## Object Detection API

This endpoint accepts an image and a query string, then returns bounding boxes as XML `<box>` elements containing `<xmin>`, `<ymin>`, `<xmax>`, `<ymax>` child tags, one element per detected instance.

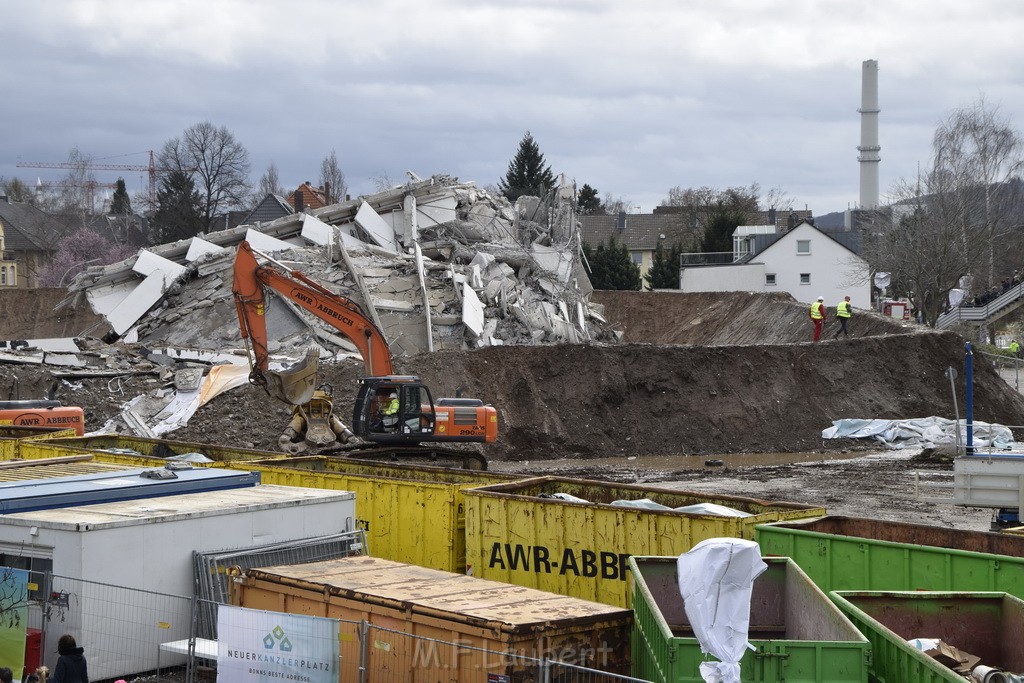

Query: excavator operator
<box><xmin>372</xmin><ymin>391</ymin><xmax>400</xmax><ymax>432</ymax></box>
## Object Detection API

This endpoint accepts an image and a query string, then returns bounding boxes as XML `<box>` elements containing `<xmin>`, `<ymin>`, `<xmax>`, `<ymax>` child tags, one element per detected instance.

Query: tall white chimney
<box><xmin>858</xmin><ymin>59</ymin><xmax>881</xmax><ymax>209</ymax></box>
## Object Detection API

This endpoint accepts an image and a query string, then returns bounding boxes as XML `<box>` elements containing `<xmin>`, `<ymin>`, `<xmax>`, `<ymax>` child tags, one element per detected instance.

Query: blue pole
<box><xmin>965</xmin><ymin>341</ymin><xmax>974</xmax><ymax>454</ymax></box>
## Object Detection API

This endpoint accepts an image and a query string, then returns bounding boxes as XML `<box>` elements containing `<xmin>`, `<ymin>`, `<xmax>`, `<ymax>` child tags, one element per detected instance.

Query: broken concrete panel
<box><xmin>470</xmin><ymin>264</ymin><xmax>483</xmax><ymax>289</ymax></box>
<box><xmin>416</xmin><ymin>194</ymin><xmax>457</xmax><ymax>228</ymax></box>
<box><xmin>107</xmin><ymin>273</ymin><xmax>172</xmax><ymax>335</ymax></box>
<box><xmin>462</xmin><ymin>282</ymin><xmax>485</xmax><ymax>338</ymax></box>
<box><xmin>469</xmin><ymin>252</ymin><xmax>496</xmax><ymax>271</ymax></box>
<box><xmin>375</xmin><ymin>276</ymin><xmax>417</xmax><ymax>294</ymax></box>
<box><xmin>244</xmin><ymin>228</ymin><xmax>296</xmax><ymax>254</ymax></box>
<box><xmin>403</xmin><ymin>194</ymin><xmax>417</xmax><ymax>244</ymax></box>
<box><xmin>0</xmin><ymin>337</ymin><xmax>80</xmax><ymax>353</ymax></box>
<box><xmin>185</xmin><ymin>237</ymin><xmax>227</xmax><ymax>262</ymax></box>
<box><xmin>369</xmin><ymin>297</ymin><xmax>416</xmax><ymax>312</ymax></box>
<box><xmin>537</xmin><ymin>277</ymin><xmax>558</xmax><ymax>298</ymax></box>
<box><xmin>300</xmin><ymin>213</ymin><xmax>335</xmax><ymax>246</ymax></box>
<box><xmin>355</xmin><ymin>202</ymin><xmax>399</xmax><ymax>253</ymax></box>
<box><xmin>133</xmin><ymin>249</ymin><xmax>187</xmax><ymax>282</ymax></box>
<box><xmin>361</xmin><ymin>267</ymin><xmax>394</xmax><ymax>278</ymax></box>
<box><xmin>486</xmin><ymin>261</ymin><xmax>516</xmax><ymax>281</ymax></box>
<box><xmin>86</xmin><ymin>280</ymin><xmax>137</xmax><ymax>317</ymax></box>
<box><xmin>530</xmin><ymin>244</ymin><xmax>574</xmax><ymax>283</ymax></box>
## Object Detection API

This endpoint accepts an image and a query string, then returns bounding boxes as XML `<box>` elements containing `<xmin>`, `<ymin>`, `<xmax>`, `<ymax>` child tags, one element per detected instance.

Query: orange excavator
<box><xmin>232</xmin><ymin>241</ymin><xmax>498</xmax><ymax>459</ymax></box>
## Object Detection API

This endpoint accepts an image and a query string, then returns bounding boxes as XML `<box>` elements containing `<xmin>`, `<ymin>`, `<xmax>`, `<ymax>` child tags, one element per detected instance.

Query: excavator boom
<box><xmin>232</xmin><ymin>240</ymin><xmax>497</xmax><ymax>454</ymax></box>
<box><xmin>233</xmin><ymin>240</ymin><xmax>394</xmax><ymax>399</ymax></box>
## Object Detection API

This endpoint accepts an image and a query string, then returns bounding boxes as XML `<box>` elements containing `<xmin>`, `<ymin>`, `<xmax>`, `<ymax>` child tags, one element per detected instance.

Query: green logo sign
<box><xmin>263</xmin><ymin>624</ymin><xmax>293</xmax><ymax>652</ymax></box>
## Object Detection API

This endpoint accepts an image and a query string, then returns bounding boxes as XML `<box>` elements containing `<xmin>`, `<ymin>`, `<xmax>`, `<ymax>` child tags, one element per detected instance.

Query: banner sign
<box><xmin>0</xmin><ymin>567</ymin><xmax>28</xmax><ymax>675</ymax></box>
<box><xmin>218</xmin><ymin>605</ymin><xmax>339</xmax><ymax>683</ymax></box>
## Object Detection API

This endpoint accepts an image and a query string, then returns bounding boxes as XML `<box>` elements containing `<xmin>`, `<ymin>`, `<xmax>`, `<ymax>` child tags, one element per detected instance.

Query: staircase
<box><xmin>936</xmin><ymin>281</ymin><xmax>1024</xmax><ymax>329</ymax></box>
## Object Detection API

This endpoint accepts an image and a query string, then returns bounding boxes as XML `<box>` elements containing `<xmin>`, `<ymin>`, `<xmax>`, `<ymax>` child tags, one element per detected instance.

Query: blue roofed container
<box><xmin>831</xmin><ymin>591</ymin><xmax>1024</xmax><ymax>683</ymax></box>
<box><xmin>629</xmin><ymin>555</ymin><xmax>870</xmax><ymax>682</ymax></box>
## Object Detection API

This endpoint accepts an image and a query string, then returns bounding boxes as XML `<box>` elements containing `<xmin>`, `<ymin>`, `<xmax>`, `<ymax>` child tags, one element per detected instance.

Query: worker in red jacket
<box><xmin>809</xmin><ymin>296</ymin><xmax>826</xmax><ymax>342</ymax></box>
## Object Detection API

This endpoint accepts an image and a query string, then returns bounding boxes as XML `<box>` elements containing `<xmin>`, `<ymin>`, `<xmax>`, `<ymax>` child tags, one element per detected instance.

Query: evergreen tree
<box><xmin>110</xmin><ymin>178</ymin><xmax>132</xmax><ymax>215</ymax></box>
<box><xmin>497</xmin><ymin>131</ymin><xmax>555</xmax><ymax>202</ymax></box>
<box><xmin>583</xmin><ymin>236</ymin><xmax>641</xmax><ymax>290</ymax></box>
<box><xmin>645</xmin><ymin>241</ymin><xmax>682</xmax><ymax>290</ymax></box>
<box><xmin>700</xmin><ymin>203</ymin><xmax>747</xmax><ymax>253</ymax></box>
<box><xmin>151</xmin><ymin>171</ymin><xmax>203</xmax><ymax>243</ymax></box>
<box><xmin>577</xmin><ymin>184</ymin><xmax>603</xmax><ymax>215</ymax></box>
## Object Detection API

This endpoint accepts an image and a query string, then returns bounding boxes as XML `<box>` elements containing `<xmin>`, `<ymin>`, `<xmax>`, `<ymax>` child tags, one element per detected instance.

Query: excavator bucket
<box><xmin>266</xmin><ymin>347</ymin><xmax>320</xmax><ymax>405</ymax></box>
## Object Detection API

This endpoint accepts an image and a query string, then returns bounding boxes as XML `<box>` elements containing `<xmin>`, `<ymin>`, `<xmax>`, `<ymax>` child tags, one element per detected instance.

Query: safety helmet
<box><xmin>816</xmin><ymin>296</ymin><xmax>824</xmax><ymax>301</ymax></box>
<box><xmin>389</xmin><ymin>392</ymin><xmax>398</xmax><ymax>399</ymax></box>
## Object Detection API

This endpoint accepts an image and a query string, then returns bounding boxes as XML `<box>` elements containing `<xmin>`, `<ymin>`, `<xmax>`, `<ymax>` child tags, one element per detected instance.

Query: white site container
<box><xmin>0</xmin><ymin>484</ymin><xmax>356</xmax><ymax>680</ymax></box>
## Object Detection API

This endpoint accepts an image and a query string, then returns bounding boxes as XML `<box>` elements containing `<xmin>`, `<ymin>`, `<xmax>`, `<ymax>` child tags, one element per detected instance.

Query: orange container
<box><xmin>0</xmin><ymin>405</ymin><xmax>85</xmax><ymax>436</ymax></box>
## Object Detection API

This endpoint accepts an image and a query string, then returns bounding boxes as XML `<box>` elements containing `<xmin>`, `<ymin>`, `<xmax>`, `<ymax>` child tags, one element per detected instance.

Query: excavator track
<box><xmin>317</xmin><ymin>443</ymin><xmax>488</xmax><ymax>470</ymax></box>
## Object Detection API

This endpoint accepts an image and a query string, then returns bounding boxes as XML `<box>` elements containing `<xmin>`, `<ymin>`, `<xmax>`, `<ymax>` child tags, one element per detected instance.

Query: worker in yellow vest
<box><xmin>809</xmin><ymin>296</ymin><xmax>826</xmax><ymax>342</ymax></box>
<box><xmin>834</xmin><ymin>295</ymin><xmax>852</xmax><ymax>338</ymax></box>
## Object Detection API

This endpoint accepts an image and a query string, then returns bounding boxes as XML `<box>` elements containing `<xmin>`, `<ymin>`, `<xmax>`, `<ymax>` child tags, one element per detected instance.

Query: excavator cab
<box><xmin>353</xmin><ymin>376</ymin><xmax>498</xmax><ymax>445</ymax></box>
<box><xmin>353</xmin><ymin>377</ymin><xmax>437</xmax><ymax>444</ymax></box>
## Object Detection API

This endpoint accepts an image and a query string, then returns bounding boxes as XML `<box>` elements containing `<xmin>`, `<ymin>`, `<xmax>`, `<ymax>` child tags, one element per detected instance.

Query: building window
<box><xmin>1</xmin><ymin>267</ymin><xmax>6</xmax><ymax>286</ymax></box>
<box><xmin>0</xmin><ymin>552</ymin><xmax>53</xmax><ymax>601</ymax></box>
<box><xmin>631</xmin><ymin>252</ymin><xmax>642</xmax><ymax>265</ymax></box>
<box><xmin>797</xmin><ymin>240</ymin><xmax>811</xmax><ymax>254</ymax></box>
<box><xmin>800</xmin><ymin>273</ymin><xmax>811</xmax><ymax>285</ymax></box>
<box><xmin>765</xmin><ymin>274</ymin><xmax>776</xmax><ymax>286</ymax></box>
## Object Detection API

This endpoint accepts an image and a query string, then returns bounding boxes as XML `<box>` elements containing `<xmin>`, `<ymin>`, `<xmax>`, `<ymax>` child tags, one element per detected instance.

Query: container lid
<box><xmin>247</xmin><ymin>556</ymin><xmax>631</xmax><ymax>632</ymax></box>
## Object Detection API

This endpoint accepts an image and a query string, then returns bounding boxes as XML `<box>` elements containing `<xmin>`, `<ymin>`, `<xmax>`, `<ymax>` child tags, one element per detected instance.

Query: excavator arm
<box><xmin>232</xmin><ymin>240</ymin><xmax>395</xmax><ymax>402</ymax></box>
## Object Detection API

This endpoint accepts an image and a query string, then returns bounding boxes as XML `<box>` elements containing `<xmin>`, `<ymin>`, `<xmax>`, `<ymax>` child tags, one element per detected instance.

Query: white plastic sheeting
<box><xmin>677</xmin><ymin>538</ymin><xmax>767</xmax><ymax>683</ymax></box>
<box><xmin>822</xmin><ymin>417</ymin><xmax>1017</xmax><ymax>449</ymax></box>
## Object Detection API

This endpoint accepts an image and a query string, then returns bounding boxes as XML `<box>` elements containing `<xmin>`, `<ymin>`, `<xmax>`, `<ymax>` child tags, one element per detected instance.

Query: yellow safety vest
<box><xmin>836</xmin><ymin>301</ymin><xmax>851</xmax><ymax>318</ymax></box>
<box><xmin>810</xmin><ymin>302</ymin><xmax>824</xmax><ymax>320</ymax></box>
<box><xmin>383</xmin><ymin>398</ymin><xmax>399</xmax><ymax>415</ymax></box>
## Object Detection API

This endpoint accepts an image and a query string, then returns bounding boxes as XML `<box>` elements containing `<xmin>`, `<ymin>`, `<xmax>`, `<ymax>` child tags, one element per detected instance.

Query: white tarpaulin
<box><xmin>822</xmin><ymin>417</ymin><xmax>1017</xmax><ymax>450</ymax></box>
<box><xmin>217</xmin><ymin>605</ymin><xmax>340</xmax><ymax>683</ymax></box>
<box><xmin>677</xmin><ymin>538</ymin><xmax>767</xmax><ymax>683</ymax></box>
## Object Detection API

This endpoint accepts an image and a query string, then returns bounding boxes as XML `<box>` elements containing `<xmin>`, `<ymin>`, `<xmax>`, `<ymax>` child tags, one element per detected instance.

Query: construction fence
<box><xmin>26</xmin><ymin>569</ymin><xmax>649</xmax><ymax>683</ymax></box>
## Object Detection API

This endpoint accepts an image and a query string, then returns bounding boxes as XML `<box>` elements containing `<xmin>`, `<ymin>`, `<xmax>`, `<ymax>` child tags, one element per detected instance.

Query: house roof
<box><xmin>580</xmin><ymin>213</ymin><xmax>694</xmax><ymax>251</ymax></box>
<box><xmin>749</xmin><ymin>221</ymin><xmax>863</xmax><ymax>261</ymax></box>
<box><xmin>244</xmin><ymin>193</ymin><xmax>295</xmax><ymax>225</ymax></box>
<box><xmin>288</xmin><ymin>182</ymin><xmax>328</xmax><ymax>211</ymax></box>
<box><xmin>0</xmin><ymin>199</ymin><xmax>65</xmax><ymax>251</ymax></box>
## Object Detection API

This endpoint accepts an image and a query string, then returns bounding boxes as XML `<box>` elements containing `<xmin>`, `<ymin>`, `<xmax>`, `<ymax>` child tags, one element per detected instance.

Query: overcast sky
<box><xmin>4</xmin><ymin>1</ymin><xmax>1024</xmax><ymax>218</ymax></box>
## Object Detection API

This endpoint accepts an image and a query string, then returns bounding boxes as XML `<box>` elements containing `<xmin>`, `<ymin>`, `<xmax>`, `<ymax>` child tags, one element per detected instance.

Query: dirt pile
<box><xmin>0</xmin><ymin>288</ymin><xmax>107</xmax><ymax>340</ymax></box>
<box><xmin>3</xmin><ymin>292</ymin><xmax>1023</xmax><ymax>462</ymax></box>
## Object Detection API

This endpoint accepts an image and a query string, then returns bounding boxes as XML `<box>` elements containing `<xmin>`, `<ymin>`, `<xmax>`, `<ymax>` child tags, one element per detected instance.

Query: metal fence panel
<box><xmin>43</xmin><ymin>573</ymin><xmax>193</xmax><ymax>682</ymax></box>
<box><xmin>192</xmin><ymin>530</ymin><xmax>366</xmax><ymax>639</ymax></box>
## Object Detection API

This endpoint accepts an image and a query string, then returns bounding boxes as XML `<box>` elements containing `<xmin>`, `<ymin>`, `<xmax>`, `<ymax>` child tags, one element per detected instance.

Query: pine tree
<box><xmin>110</xmin><ymin>178</ymin><xmax>132</xmax><ymax>215</ymax></box>
<box><xmin>645</xmin><ymin>241</ymin><xmax>682</xmax><ymax>290</ymax></box>
<box><xmin>497</xmin><ymin>131</ymin><xmax>555</xmax><ymax>202</ymax></box>
<box><xmin>151</xmin><ymin>171</ymin><xmax>203</xmax><ymax>243</ymax></box>
<box><xmin>583</xmin><ymin>236</ymin><xmax>641</xmax><ymax>290</ymax></box>
<box><xmin>577</xmin><ymin>184</ymin><xmax>603</xmax><ymax>215</ymax></box>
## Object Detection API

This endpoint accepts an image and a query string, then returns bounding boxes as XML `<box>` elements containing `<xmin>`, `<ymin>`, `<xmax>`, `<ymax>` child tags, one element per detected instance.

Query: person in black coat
<box><xmin>54</xmin><ymin>634</ymin><xmax>88</xmax><ymax>683</ymax></box>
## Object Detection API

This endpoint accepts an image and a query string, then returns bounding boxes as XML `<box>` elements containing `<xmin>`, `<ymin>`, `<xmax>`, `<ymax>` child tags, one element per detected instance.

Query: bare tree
<box><xmin>158</xmin><ymin>121</ymin><xmax>252</xmax><ymax>232</ymax></box>
<box><xmin>932</xmin><ymin>97</ymin><xmax>1024</xmax><ymax>290</ymax></box>
<box><xmin>257</xmin><ymin>163</ymin><xmax>286</xmax><ymax>199</ymax></box>
<box><xmin>319</xmin><ymin>150</ymin><xmax>347</xmax><ymax>204</ymax></box>
<box><xmin>1</xmin><ymin>177</ymin><xmax>33</xmax><ymax>203</ymax></box>
<box><xmin>862</xmin><ymin>174</ymin><xmax>977</xmax><ymax>327</ymax></box>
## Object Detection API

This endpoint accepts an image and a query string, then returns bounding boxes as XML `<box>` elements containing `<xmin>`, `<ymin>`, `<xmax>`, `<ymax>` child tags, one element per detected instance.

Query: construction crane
<box><xmin>17</xmin><ymin>150</ymin><xmax>176</xmax><ymax>207</ymax></box>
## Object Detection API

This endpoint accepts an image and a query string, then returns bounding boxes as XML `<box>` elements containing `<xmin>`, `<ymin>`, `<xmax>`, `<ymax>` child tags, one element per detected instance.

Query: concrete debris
<box><xmin>6</xmin><ymin>174</ymin><xmax>620</xmax><ymax>441</ymax></box>
<box><xmin>64</xmin><ymin>174</ymin><xmax>617</xmax><ymax>365</ymax></box>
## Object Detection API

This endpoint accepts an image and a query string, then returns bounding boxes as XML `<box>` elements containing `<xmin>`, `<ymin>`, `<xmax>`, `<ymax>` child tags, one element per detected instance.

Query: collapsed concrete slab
<box><xmin>66</xmin><ymin>174</ymin><xmax>616</xmax><ymax>370</ymax></box>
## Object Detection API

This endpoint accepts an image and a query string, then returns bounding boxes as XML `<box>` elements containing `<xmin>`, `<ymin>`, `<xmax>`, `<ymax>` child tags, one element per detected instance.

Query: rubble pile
<box><xmin>0</xmin><ymin>174</ymin><xmax>617</xmax><ymax>441</ymax></box>
<box><xmin>67</xmin><ymin>173</ymin><xmax>615</xmax><ymax>361</ymax></box>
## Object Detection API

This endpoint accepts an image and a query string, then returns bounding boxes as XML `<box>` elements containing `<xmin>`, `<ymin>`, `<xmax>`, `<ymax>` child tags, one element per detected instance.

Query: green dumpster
<box><xmin>629</xmin><ymin>555</ymin><xmax>870</xmax><ymax>682</ymax></box>
<box><xmin>832</xmin><ymin>591</ymin><xmax>1024</xmax><ymax>683</ymax></box>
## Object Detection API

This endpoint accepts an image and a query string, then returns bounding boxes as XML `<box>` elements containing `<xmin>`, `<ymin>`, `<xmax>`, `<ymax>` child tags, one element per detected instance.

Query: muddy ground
<box><xmin>2</xmin><ymin>291</ymin><xmax>1023</xmax><ymax>531</ymax></box>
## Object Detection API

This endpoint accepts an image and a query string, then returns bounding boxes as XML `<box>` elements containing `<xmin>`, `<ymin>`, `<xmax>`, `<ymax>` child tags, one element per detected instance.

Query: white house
<box><xmin>680</xmin><ymin>221</ymin><xmax>870</xmax><ymax>308</ymax></box>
